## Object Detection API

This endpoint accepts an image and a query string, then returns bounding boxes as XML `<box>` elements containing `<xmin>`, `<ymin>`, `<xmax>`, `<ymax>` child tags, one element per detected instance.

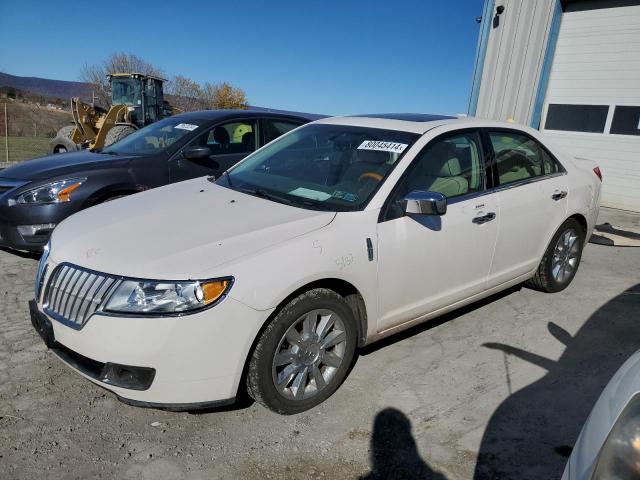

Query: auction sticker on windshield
<box><xmin>358</xmin><ymin>140</ymin><xmax>408</xmax><ymax>154</ymax></box>
<box><xmin>174</xmin><ymin>123</ymin><xmax>199</xmax><ymax>131</ymax></box>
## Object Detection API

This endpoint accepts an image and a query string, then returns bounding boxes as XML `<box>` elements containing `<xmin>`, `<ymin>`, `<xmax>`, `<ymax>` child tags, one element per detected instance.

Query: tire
<box><xmin>104</xmin><ymin>125</ymin><xmax>136</xmax><ymax>147</ymax></box>
<box><xmin>247</xmin><ymin>288</ymin><xmax>358</xmax><ymax>414</ymax></box>
<box><xmin>48</xmin><ymin>126</ymin><xmax>78</xmax><ymax>154</ymax></box>
<box><xmin>526</xmin><ymin>218</ymin><xmax>586</xmax><ymax>293</ymax></box>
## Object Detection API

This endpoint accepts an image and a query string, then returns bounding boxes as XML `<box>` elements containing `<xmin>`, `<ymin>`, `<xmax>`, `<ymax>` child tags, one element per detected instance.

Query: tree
<box><xmin>80</xmin><ymin>53</ymin><xmax>164</xmax><ymax>108</ymax></box>
<box><xmin>165</xmin><ymin>75</ymin><xmax>205</xmax><ymax>111</ymax></box>
<box><xmin>200</xmin><ymin>82</ymin><xmax>248</xmax><ymax>110</ymax></box>
<box><xmin>80</xmin><ymin>53</ymin><xmax>249</xmax><ymax>112</ymax></box>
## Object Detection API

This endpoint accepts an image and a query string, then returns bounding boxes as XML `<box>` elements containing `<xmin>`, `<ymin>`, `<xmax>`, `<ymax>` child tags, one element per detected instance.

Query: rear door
<box><xmin>485</xmin><ymin>129</ymin><xmax>569</xmax><ymax>287</ymax></box>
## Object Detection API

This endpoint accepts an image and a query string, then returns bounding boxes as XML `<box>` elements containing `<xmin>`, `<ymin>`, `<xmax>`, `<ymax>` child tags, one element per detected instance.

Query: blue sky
<box><xmin>0</xmin><ymin>0</ymin><xmax>483</xmax><ymax>115</ymax></box>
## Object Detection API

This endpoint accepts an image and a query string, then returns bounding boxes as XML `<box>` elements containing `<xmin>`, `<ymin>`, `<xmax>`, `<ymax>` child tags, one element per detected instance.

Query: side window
<box><xmin>489</xmin><ymin>132</ymin><xmax>545</xmax><ymax>186</ymax></box>
<box><xmin>203</xmin><ymin>121</ymin><xmax>256</xmax><ymax>154</ymax></box>
<box><xmin>405</xmin><ymin>132</ymin><xmax>483</xmax><ymax>198</ymax></box>
<box><xmin>263</xmin><ymin>119</ymin><xmax>302</xmax><ymax>145</ymax></box>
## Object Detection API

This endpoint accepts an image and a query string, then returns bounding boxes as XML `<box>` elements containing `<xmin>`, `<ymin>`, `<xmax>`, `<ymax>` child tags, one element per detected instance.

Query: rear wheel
<box><xmin>48</xmin><ymin>125</ymin><xmax>78</xmax><ymax>154</ymax></box>
<box><xmin>104</xmin><ymin>125</ymin><xmax>136</xmax><ymax>147</ymax></box>
<box><xmin>247</xmin><ymin>288</ymin><xmax>358</xmax><ymax>414</ymax></box>
<box><xmin>526</xmin><ymin>218</ymin><xmax>585</xmax><ymax>293</ymax></box>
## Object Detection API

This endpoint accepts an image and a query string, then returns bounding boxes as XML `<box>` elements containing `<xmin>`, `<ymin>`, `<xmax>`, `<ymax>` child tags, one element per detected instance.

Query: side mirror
<box><xmin>183</xmin><ymin>146</ymin><xmax>212</xmax><ymax>160</ymax></box>
<box><xmin>403</xmin><ymin>190</ymin><xmax>447</xmax><ymax>215</ymax></box>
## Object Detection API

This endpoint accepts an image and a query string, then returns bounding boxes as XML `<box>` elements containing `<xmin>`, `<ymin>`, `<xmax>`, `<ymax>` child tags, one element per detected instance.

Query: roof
<box><xmin>171</xmin><ymin>108</ymin><xmax>321</xmax><ymax>122</ymax></box>
<box><xmin>107</xmin><ymin>72</ymin><xmax>168</xmax><ymax>82</ymax></box>
<box><xmin>315</xmin><ymin>113</ymin><xmax>461</xmax><ymax>134</ymax></box>
<box><xmin>349</xmin><ymin>113</ymin><xmax>456</xmax><ymax>122</ymax></box>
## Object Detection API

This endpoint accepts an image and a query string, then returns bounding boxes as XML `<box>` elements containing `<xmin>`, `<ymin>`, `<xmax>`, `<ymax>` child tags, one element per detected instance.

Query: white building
<box><xmin>470</xmin><ymin>0</ymin><xmax>640</xmax><ymax>212</ymax></box>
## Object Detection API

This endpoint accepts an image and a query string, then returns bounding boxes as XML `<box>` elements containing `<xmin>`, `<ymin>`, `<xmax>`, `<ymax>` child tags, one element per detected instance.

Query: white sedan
<box><xmin>30</xmin><ymin>114</ymin><xmax>602</xmax><ymax>414</ymax></box>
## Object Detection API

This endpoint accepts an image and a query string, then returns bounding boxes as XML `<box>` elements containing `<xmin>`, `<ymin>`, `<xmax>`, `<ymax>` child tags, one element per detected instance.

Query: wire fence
<box><xmin>0</xmin><ymin>101</ymin><xmax>71</xmax><ymax>165</ymax></box>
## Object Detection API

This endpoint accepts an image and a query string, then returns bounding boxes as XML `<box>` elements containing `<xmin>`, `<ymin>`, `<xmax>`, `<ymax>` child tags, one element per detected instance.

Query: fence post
<box><xmin>4</xmin><ymin>103</ymin><xmax>8</xmax><ymax>163</ymax></box>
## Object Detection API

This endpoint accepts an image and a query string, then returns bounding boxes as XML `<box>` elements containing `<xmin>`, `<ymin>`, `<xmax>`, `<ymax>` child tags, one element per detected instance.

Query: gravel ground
<box><xmin>1</xmin><ymin>208</ymin><xmax>639</xmax><ymax>479</ymax></box>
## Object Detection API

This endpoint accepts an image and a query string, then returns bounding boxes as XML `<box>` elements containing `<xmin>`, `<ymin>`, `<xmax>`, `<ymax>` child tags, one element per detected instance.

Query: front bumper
<box><xmin>0</xmin><ymin>201</ymin><xmax>78</xmax><ymax>252</ymax></box>
<box><xmin>30</xmin><ymin>295</ymin><xmax>273</xmax><ymax>408</ymax></box>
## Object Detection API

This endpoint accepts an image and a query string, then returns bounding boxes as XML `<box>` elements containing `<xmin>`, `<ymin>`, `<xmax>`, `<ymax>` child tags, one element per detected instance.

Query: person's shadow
<box><xmin>360</xmin><ymin>408</ymin><xmax>448</xmax><ymax>480</ymax></box>
<box><xmin>474</xmin><ymin>283</ymin><xmax>640</xmax><ymax>479</ymax></box>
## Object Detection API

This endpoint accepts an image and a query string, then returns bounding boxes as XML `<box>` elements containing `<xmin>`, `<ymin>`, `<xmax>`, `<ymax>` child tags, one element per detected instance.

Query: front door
<box><xmin>169</xmin><ymin>120</ymin><xmax>257</xmax><ymax>183</ymax></box>
<box><xmin>376</xmin><ymin>130</ymin><xmax>499</xmax><ymax>332</ymax></box>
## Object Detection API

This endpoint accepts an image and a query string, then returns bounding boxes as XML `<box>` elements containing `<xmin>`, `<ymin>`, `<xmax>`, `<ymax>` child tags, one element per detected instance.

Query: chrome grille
<box><xmin>43</xmin><ymin>264</ymin><xmax>120</xmax><ymax>329</ymax></box>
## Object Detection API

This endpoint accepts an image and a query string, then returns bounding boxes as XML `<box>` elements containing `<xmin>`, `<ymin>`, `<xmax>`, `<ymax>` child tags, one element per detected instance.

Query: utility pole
<box><xmin>4</xmin><ymin>103</ymin><xmax>8</xmax><ymax>162</ymax></box>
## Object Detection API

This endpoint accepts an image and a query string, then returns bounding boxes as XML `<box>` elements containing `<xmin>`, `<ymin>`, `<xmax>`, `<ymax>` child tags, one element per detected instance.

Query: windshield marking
<box><xmin>288</xmin><ymin>187</ymin><xmax>332</xmax><ymax>201</ymax></box>
<box><xmin>357</xmin><ymin>140</ymin><xmax>408</xmax><ymax>153</ymax></box>
<box><xmin>174</xmin><ymin>123</ymin><xmax>199</xmax><ymax>131</ymax></box>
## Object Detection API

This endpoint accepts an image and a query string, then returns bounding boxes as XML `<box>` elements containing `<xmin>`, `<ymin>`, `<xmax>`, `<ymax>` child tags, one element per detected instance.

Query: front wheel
<box><xmin>526</xmin><ymin>218</ymin><xmax>585</xmax><ymax>293</ymax></box>
<box><xmin>246</xmin><ymin>288</ymin><xmax>358</xmax><ymax>414</ymax></box>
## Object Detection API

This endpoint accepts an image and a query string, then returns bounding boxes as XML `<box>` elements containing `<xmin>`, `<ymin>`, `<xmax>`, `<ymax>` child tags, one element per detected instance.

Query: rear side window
<box><xmin>489</xmin><ymin>132</ymin><xmax>548</xmax><ymax>186</ymax></box>
<box><xmin>263</xmin><ymin>119</ymin><xmax>302</xmax><ymax>144</ymax></box>
<box><xmin>544</xmin><ymin>104</ymin><xmax>609</xmax><ymax>133</ymax></box>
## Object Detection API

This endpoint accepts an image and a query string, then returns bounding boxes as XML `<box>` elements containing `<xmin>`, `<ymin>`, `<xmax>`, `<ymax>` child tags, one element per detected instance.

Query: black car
<box><xmin>0</xmin><ymin>110</ymin><xmax>320</xmax><ymax>252</ymax></box>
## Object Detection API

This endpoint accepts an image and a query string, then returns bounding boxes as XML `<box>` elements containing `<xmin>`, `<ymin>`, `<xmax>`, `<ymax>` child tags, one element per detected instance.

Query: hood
<box><xmin>50</xmin><ymin>177</ymin><xmax>336</xmax><ymax>279</ymax></box>
<box><xmin>0</xmin><ymin>150</ymin><xmax>135</xmax><ymax>180</ymax></box>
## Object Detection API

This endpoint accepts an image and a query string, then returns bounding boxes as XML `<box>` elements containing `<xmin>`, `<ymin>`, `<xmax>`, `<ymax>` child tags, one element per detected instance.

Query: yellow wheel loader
<box><xmin>49</xmin><ymin>73</ymin><xmax>174</xmax><ymax>154</ymax></box>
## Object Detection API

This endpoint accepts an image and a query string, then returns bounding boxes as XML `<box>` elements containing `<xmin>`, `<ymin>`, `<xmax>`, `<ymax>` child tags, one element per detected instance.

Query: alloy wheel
<box><xmin>271</xmin><ymin>309</ymin><xmax>347</xmax><ymax>401</ymax></box>
<box><xmin>552</xmin><ymin>228</ymin><xmax>580</xmax><ymax>283</ymax></box>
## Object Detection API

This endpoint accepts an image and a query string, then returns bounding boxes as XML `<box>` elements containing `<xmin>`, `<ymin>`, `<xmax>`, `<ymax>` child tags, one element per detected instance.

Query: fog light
<box><xmin>100</xmin><ymin>363</ymin><xmax>155</xmax><ymax>391</ymax></box>
<box><xmin>17</xmin><ymin>223</ymin><xmax>57</xmax><ymax>237</ymax></box>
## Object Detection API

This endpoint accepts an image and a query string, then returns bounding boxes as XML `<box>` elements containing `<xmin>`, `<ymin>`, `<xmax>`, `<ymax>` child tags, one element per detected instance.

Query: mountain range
<box><xmin>0</xmin><ymin>72</ymin><xmax>92</xmax><ymax>101</ymax></box>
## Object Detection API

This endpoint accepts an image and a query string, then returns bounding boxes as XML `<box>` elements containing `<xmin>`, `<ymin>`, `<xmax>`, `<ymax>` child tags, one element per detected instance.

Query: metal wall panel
<box><xmin>472</xmin><ymin>0</ymin><xmax>558</xmax><ymax>124</ymax></box>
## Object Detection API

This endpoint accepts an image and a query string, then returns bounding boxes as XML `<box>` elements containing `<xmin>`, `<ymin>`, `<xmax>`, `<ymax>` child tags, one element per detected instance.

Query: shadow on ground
<box><xmin>473</xmin><ymin>283</ymin><xmax>640</xmax><ymax>479</ymax></box>
<box><xmin>360</xmin><ymin>408</ymin><xmax>447</xmax><ymax>480</ymax></box>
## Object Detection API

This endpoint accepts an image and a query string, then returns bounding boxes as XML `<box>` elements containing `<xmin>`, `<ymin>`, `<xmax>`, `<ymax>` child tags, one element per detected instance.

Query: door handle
<box><xmin>472</xmin><ymin>212</ymin><xmax>496</xmax><ymax>224</ymax></box>
<box><xmin>552</xmin><ymin>190</ymin><xmax>568</xmax><ymax>201</ymax></box>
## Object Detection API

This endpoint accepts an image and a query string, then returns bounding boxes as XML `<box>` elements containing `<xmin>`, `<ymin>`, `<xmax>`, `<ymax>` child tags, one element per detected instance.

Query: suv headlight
<box><xmin>16</xmin><ymin>177</ymin><xmax>86</xmax><ymax>204</ymax></box>
<box><xmin>104</xmin><ymin>278</ymin><xmax>233</xmax><ymax>315</ymax></box>
<box><xmin>592</xmin><ymin>393</ymin><xmax>640</xmax><ymax>479</ymax></box>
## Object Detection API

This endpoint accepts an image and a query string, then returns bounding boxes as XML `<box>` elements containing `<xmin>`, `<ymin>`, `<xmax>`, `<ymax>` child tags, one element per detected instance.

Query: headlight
<box><xmin>17</xmin><ymin>177</ymin><xmax>86</xmax><ymax>204</ymax></box>
<box><xmin>103</xmin><ymin>278</ymin><xmax>232</xmax><ymax>315</ymax></box>
<box><xmin>592</xmin><ymin>393</ymin><xmax>640</xmax><ymax>479</ymax></box>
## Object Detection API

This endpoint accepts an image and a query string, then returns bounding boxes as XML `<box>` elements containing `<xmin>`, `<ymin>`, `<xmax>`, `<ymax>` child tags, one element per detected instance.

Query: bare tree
<box><xmin>80</xmin><ymin>53</ymin><xmax>164</xmax><ymax>108</ymax></box>
<box><xmin>80</xmin><ymin>53</ymin><xmax>249</xmax><ymax>113</ymax></box>
<box><xmin>200</xmin><ymin>82</ymin><xmax>248</xmax><ymax>110</ymax></box>
<box><xmin>165</xmin><ymin>75</ymin><xmax>205</xmax><ymax>111</ymax></box>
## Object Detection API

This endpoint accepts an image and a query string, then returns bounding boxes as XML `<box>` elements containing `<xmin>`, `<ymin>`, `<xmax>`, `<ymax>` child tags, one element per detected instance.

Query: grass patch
<box><xmin>0</xmin><ymin>136</ymin><xmax>50</xmax><ymax>163</ymax></box>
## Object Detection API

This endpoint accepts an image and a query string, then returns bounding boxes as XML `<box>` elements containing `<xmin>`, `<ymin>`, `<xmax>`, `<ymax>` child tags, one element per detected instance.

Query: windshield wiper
<box><xmin>245</xmin><ymin>188</ymin><xmax>333</xmax><ymax>211</ymax></box>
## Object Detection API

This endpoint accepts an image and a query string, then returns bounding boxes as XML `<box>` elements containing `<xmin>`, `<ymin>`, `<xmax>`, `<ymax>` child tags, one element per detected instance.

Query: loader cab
<box><xmin>108</xmin><ymin>73</ymin><xmax>166</xmax><ymax>128</ymax></box>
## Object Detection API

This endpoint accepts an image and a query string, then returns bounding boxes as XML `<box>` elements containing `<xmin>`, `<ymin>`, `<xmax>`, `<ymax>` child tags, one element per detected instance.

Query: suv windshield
<box><xmin>101</xmin><ymin>117</ymin><xmax>206</xmax><ymax>155</ymax></box>
<box><xmin>218</xmin><ymin>124</ymin><xmax>419</xmax><ymax>211</ymax></box>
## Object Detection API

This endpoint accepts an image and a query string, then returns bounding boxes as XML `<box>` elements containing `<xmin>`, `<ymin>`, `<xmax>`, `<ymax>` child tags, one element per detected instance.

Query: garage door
<box><xmin>540</xmin><ymin>2</ymin><xmax>640</xmax><ymax>212</ymax></box>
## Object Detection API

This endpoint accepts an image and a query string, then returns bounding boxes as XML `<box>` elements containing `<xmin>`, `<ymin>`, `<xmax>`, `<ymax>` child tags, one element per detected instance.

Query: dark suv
<box><xmin>0</xmin><ymin>110</ymin><xmax>319</xmax><ymax>252</ymax></box>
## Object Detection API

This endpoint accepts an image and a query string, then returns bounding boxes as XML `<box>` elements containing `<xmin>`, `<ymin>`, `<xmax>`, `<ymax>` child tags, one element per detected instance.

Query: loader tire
<box><xmin>104</xmin><ymin>125</ymin><xmax>136</xmax><ymax>147</ymax></box>
<box><xmin>48</xmin><ymin>125</ymin><xmax>79</xmax><ymax>154</ymax></box>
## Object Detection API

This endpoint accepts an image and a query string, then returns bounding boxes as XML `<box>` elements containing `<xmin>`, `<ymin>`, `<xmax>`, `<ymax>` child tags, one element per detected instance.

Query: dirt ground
<box><xmin>1</xmin><ymin>208</ymin><xmax>639</xmax><ymax>479</ymax></box>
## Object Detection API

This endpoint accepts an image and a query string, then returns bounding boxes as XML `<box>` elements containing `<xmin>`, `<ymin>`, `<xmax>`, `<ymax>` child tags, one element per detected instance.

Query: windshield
<box><xmin>101</xmin><ymin>117</ymin><xmax>206</xmax><ymax>155</ymax></box>
<box><xmin>111</xmin><ymin>78</ymin><xmax>140</xmax><ymax>106</ymax></box>
<box><xmin>217</xmin><ymin>124</ymin><xmax>419</xmax><ymax>211</ymax></box>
